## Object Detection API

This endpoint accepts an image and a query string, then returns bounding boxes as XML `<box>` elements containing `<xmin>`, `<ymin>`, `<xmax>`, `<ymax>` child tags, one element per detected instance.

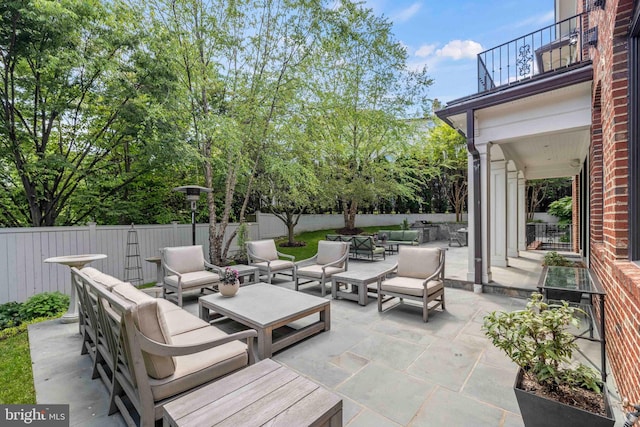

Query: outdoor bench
<box><xmin>71</xmin><ymin>267</ymin><xmax>256</xmax><ymax>427</ymax></box>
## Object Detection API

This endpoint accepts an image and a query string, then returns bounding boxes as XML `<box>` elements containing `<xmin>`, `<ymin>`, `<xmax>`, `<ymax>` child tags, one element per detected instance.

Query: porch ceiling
<box><xmin>441</xmin><ymin>78</ymin><xmax>592</xmax><ymax>180</ymax></box>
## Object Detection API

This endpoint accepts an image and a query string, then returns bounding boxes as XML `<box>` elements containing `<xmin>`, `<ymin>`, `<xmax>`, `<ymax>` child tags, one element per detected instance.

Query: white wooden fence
<box><xmin>0</xmin><ymin>212</ymin><xmax>471</xmax><ymax>304</ymax></box>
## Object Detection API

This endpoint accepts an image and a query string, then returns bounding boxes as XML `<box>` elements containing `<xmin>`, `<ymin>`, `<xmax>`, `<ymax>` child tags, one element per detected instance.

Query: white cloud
<box><xmin>415</xmin><ymin>44</ymin><xmax>437</xmax><ymax>58</ymax></box>
<box><xmin>436</xmin><ymin>40</ymin><xmax>484</xmax><ymax>60</ymax></box>
<box><xmin>392</xmin><ymin>2</ymin><xmax>421</xmax><ymax>23</ymax></box>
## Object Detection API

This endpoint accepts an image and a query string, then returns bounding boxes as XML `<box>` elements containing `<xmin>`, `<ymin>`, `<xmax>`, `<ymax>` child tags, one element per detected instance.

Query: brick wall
<box><xmin>588</xmin><ymin>0</ymin><xmax>640</xmax><ymax>405</ymax></box>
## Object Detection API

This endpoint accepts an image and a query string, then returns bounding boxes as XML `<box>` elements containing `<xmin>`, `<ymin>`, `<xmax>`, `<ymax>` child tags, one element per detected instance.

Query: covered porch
<box><xmin>437</xmin><ymin>65</ymin><xmax>593</xmax><ymax>289</ymax></box>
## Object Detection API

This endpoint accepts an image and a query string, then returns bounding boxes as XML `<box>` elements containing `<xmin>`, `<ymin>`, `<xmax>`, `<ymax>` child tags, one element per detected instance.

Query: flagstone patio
<box><xmin>29</xmin><ymin>242</ymin><xmax>622</xmax><ymax>426</ymax></box>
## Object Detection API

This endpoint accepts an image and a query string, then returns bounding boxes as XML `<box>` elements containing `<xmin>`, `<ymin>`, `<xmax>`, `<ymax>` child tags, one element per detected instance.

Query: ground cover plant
<box><xmin>0</xmin><ymin>292</ymin><xmax>69</xmax><ymax>404</ymax></box>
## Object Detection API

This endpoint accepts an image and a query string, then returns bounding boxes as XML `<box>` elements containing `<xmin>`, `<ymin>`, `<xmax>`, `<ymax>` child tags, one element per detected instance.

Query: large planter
<box><xmin>219</xmin><ymin>281</ymin><xmax>239</xmax><ymax>297</ymax></box>
<box><xmin>514</xmin><ymin>369</ymin><xmax>615</xmax><ymax>427</ymax></box>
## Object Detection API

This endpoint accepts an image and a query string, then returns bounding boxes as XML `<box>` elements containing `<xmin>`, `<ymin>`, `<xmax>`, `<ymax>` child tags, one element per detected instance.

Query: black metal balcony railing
<box><xmin>526</xmin><ymin>223</ymin><xmax>572</xmax><ymax>251</ymax></box>
<box><xmin>478</xmin><ymin>14</ymin><xmax>587</xmax><ymax>93</ymax></box>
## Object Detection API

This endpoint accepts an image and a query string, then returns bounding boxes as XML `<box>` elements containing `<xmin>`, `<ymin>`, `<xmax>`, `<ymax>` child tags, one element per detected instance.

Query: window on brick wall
<box><xmin>631</xmin><ymin>8</ymin><xmax>640</xmax><ymax>262</ymax></box>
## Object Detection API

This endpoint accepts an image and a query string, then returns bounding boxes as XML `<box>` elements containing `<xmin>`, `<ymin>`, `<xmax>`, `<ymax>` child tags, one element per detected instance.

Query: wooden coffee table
<box><xmin>163</xmin><ymin>359</ymin><xmax>342</xmax><ymax>427</ymax></box>
<box><xmin>199</xmin><ymin>283</ymin><xmax>330</xmax><ymax>359</ymax></box>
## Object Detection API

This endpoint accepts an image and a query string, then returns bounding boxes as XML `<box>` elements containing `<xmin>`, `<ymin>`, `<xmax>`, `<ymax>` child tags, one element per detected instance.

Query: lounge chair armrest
<box><xmin>137</xmin><ymin>329</ymin><xmax>258</xmax><ymax>357</ymax></box>
<box><xmin>163</xmin><ymin>264</ymin><xmax>182</xmax><ymax>279</ymax></box>
<box><xmin>322</xmin><ymin>251</ymin><xmax>350</xmax><ymax>269</ymax></box>
<box><xmin>380</xmin><ymin>263</ymin><xmax>398</xmax><ymax>278</ymax></box>
<box><xmin>249</xmin><ymin>254</ymin><xmax>271</xmax><ymax>264</ymax></box>
<box><xmin>204</xmin><ymin>261</ymin><xmax>224</xmax><ymax>275</ymax></box>
<box><xmin>277</xmin><ymin>251</ymin><xmax>295</xmax><ymax>261</ymax></box>
<box><xmin>296</xmin><ymin>255</ymin><xmax>318</xmax><ymax>267</ymax></box>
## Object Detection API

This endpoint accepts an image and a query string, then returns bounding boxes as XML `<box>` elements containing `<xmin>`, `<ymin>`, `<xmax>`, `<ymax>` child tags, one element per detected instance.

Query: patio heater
<box><xmin>173</xmin><ymin>185</ymin><xmax>212</xmax><ymax>245</ymax></box>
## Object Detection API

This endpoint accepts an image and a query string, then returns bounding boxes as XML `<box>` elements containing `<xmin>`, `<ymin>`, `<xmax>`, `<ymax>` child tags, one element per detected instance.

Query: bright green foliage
<box><xmin>413</xmin><ymin>119</ymin><xmax>468</xmax><ymax>220</ymax></box>
<box><xmin>307</xmin><ymin>2</ymin><xmax>432</xmax><ymax>230</ymax></box>
<box><xmin>548</xmin><ymin>196</ymin><xmax>573</xmax><ymax>224</ymax></box>
<box><xmin>483</xmin><ymin>293</ymin><xmax>601</xmax><ymax>394</ymax></box>
<box><xmin>543</xmin><ymin>251</ymin><xmax>573</xmax><ymax>267</ymax></box>
<box><xmin>19</xmin><ymin>292</ymin><xmax>69</xmax><ymax>321</ymax></box>
<box><xmin>0</xmin><ymin>302</ymin><xmax>23</xmax><ymax>330</ymax></box>
<box><xmin>0</xmin><ymin>0</ymin><xmax>184</xmax><ymax>226</ymax></box>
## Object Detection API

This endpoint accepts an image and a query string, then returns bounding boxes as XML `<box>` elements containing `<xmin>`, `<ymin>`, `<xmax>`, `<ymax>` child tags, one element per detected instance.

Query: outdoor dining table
<box><xmin>44</xmin><ymin>254</ymin><xmax>107</xmax><ymax>324</ymax></box>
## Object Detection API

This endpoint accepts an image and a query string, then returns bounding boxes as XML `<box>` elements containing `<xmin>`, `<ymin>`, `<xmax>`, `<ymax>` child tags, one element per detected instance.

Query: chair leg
<box><xmin>423</xmin><ymin>300</ymin><xmax>429</xmax><ymax>322</ymax></box>
<box><xmin>177</xmin><ymin>290</ymin><xmax>183</xmax><ymax>307</ymax></box>
<box><xmin>295</xmin><ymin>276</ymin><xmax>299</xmax><ymax>291</ymax></box>
<box><xmin>377</xmin><ymin>292</ymin><xmax>383</xmax><ymax>312</ymax></box>
<box><xmin>441</xmin><ymin>291</ymin><xmax>446</xmax><ymax>310</ymax></box>
<box><xmin>267</xmin><ymin>272</ymin><xmax>272</xmax><ymax>284</ymax></box>
<box><xmin>320</xmin><ymin>277</ymin><xmax>326</xmax><ymax>297</ymax></box>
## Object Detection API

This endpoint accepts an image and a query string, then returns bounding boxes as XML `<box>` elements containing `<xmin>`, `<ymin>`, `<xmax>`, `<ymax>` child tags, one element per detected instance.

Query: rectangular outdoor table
<box><xmin>163</xmin><ymin>359</ymin><xmax>342</xmax><ymax>427</ymax></box>
<box><xmin>331</xmin><ymin>270</ymin><xmax>381</xmax><ymax>306</ymax></box>
<box><xmin>199</xmin><ymin>283</ymin><xmax>330</xmax><ymax>359</ymax></box>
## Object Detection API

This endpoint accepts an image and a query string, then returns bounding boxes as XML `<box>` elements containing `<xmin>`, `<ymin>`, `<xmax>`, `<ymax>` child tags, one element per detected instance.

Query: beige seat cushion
<box><xmin>150</xmin><ymin>326</ymin><xmax>248</xmax><ymax>401</ymax></box>
<box><xmin>164</xmin><ymin>271</ymin><xmax>220</xmax><ymax>289</ymax></box>
<box><xmin>163</xmin><ymin>245</ymin><xmax>206</xmax><ymax>274</ymax></box>
<box><xmin>248</xmin><ymin>240</ymin><xmax>279</xmax><ymax>261</ymax></box>
<box><xmin>297</xmin><ymin>264</ymin><xmax>344</xmax><ymax>279</ymax></box>
<box><xmin>316</xmin><ymin>241</ymin><xmax>348</xmax><ymax>267</ymax></box>
<box><xmin>81</xmin><ymin>267</ymin><xmax>125</xmax><ymax>290</ymax></box>
<box><xmin>397</xmin><ymin>247</ymin><xmax>440</xmax><ymax>279</ymax></box>
<box><xmin>253</xmin><ymin>259</ymin><xmax>294</xmax><ymax>272</ymax></box>
<box><xmin>112</xmin><ymin>283</ymin><xmax>175</xmax><ymax>379</ymax></box>
<box><xmin>381</xmin><ymin>277</ymin><xmax>443</xmax><ymax>297</ymax></box>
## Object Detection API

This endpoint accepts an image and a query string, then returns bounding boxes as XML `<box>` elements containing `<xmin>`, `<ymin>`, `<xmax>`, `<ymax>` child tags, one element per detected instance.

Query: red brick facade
<box><xmin>586</xmin><ymin>0</ymin><xmax>640</xmax><ymax>405</ymax></box>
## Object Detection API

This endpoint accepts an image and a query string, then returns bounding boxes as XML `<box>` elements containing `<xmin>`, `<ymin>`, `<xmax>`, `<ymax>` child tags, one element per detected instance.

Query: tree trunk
<box><xmin>343</xmin><ymin>200</ymin><xmax>358</xmax><ymax>230</ymax></box>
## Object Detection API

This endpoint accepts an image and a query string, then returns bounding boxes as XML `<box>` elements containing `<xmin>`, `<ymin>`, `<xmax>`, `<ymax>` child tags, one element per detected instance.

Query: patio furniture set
<box><xmin>64</xmin><ymin>238</ymin><xmax>445</xmax><ymax>426</ymax></box>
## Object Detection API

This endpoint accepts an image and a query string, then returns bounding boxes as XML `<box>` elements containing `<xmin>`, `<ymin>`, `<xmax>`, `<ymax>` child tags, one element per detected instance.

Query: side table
<box><xmin>331</xmin><ymin>270</ymin><xmax>381</xmax><ymax>306</ymax></box>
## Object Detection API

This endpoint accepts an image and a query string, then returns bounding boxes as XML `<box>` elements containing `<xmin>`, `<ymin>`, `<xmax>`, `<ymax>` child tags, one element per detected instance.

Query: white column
<box><xmin>490</xmin><ymin>159</ymin><xmax>508</xmax><ymax>267</ymax></box>
<box><xmin>507</xmin><ymin>169</ymin><xmax>519</xmax><ymax>257</ymax></box>
<box><xmin>518</xmin><ymin>172</ymin><xmax>527</xmax><ymax>251</ymax></box>
<box><xmin>478</xmin><ymin>143</ymin><xmax>492</xmax><ymax>283</ymax></box>
<box><xmin>466</xmin><ymin>151</ymin><xmax>476</xmax><ymax>284</ymax></box>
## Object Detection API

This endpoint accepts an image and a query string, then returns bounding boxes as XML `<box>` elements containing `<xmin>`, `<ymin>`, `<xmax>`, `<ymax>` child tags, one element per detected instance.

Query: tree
<box><xmin>255</xmin><ymin>118</ymin><xmax>320</xmax><ymax>245</ymax></box>
<box><xmin>415</xmin><ymin>118</ymin><xmax>467</xmax><ymax>221</ymax></box>
<box><xmin>0</xmin><ymin>0</ymin><xmax>175</xmax><ymax>226</ymax></box>
<box><xmin>307</xmin><ymin>2</ymin><xmax>432</xmax><ymax>231</ymax></box>
<box><xmin>149</xmin><ymin>0</ymin><xmax>325</xmax><ymax>263</ymax></box>
<box><xmin>547</xmin><ymin>196</ymin><xmax>572</xmax><ymax>225</ymax></box>
<box><xmin>526</xmin><ymin>178</ymin><xmax>572</xmax><ymax>221</ymax></box>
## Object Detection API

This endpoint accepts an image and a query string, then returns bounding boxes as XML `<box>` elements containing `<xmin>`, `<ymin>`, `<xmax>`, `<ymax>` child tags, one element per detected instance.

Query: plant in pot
<box><xmin>483</xmin><ymin>293</ymin><xmax>614</xmax><ymax>427</ymax></box>
<box><xmin>219</xmin><ymin>267</ymin><xmax>240</xmax><ymax>297</ymax></box>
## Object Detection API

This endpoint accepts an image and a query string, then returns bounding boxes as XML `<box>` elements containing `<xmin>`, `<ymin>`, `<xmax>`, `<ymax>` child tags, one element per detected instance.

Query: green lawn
<box><xmin>0</xmin><ymin>329</ymin><xmax>35</xmax><ymax>404</ymax></box>
<box><xmin>275</xmin><ymin>225</ymin><xmax>401</xmax><ymax>260</ymax></box>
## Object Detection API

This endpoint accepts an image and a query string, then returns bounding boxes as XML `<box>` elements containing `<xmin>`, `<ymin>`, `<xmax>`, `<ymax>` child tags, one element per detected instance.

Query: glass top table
<box><xmin>538</xmin><ymin>265</ymin><xmax>607</xmax><ymax>382</ymax></box>
<box><xmin>540</xmin><ymin>265</ymin><xmax>605</xmax><ymax>295</ymax></box>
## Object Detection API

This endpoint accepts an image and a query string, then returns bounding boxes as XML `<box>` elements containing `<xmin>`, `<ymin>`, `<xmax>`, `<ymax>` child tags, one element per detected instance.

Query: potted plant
<box><xmin>219</xmin><ymin>267</ymin><xmax>240</xmax><ymax>297</ymax></box>
<box><xmin>483</xmin><ymin>293</ymin><xmax>614</xmax><ymax>427</ymax></box>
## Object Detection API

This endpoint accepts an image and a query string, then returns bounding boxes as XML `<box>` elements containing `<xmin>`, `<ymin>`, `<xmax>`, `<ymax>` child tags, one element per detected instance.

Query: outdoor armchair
<box><xmin>246</xmin><ymin>239</ymin><xmax>296</xmax><ymax>284</ymax></box>
<box><xmin>161</xmin><ymin>245</ymin><xmax>222</xmax><ymax>307</ymax></box>
<box><xmin>296</xmin><ymin>240</ymin><xmax>350</xmax><ymax>296</ymax></box>
<box><xmin>377</xmin><ymin>246</ymin><xmax>446</xmax><ymax>322</ymax></box>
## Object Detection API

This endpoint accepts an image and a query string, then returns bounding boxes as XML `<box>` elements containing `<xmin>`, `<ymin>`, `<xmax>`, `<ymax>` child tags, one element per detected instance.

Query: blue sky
<box><xmin>363</xmin><ymin>0</ymin><xmax>556</xmax><ymax>103</ymax></box>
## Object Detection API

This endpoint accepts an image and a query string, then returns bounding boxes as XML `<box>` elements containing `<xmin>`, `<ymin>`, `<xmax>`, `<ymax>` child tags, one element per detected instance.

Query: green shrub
<box><xmin>0</xmin><ymin>302</ymin><xmax>23</xmax><ymax>330</ymax></box>
<box><xmin>483</xmin><ymin>293</ymin><xmax>601</xmax><ymax>394</ymax></box>
<box><xmin>19</xmin><ymin>292</ymin><xmax>69</xmax><ymax>322</ymax></box>
<box><xmin>543</xmin><ymin>251</ymin><xmax>573</xmax><ymax>267</ymax></box>
<box><xmin>548</xmin><ymin>196</ymin><xmax>572</xmax><ymax>225</ymax></box>
<box><xmin>401</xmin><ymin>218</ymin><xmax>410</xmax><ymax>230</ymax></box>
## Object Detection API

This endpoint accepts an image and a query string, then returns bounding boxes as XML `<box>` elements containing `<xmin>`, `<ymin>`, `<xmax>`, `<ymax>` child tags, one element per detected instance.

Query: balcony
<box><xmin>478</xmin><ymin>14</ymin><xmax>591</xmax><ymax>93</ymax></box>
